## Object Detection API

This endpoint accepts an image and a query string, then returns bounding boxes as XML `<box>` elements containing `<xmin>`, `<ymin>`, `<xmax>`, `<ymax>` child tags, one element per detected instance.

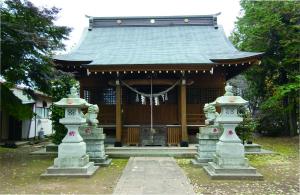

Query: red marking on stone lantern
<box><xmin>228</xmin><ymin>130</ymin><xmax>233</xmax><ymax>135</ymax></box>
<box><xmin>67</xmin><ymin>99</ymin><xmax>73</xmax><ymax>104</ymax></box>
<box><xmin>68</xmin><ymin>131</ymin><xmax>75</xmax><ymax>136</ymax></box>
<box><xmin>213</xmin><ymin>128</ymin><xmax>218</xmax><ymax>133</ymax></box>
<box><xmin>228</xmin><ymin>97</ymin><xmax>236</xmax><ymax>103</ymax></box>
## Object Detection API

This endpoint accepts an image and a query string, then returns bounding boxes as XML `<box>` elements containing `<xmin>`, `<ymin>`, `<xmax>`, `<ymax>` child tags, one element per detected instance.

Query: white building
<box><xmin>0</xmin><ymin>85</ymin><xmax>53</xmax><ymax>141</ymax></box>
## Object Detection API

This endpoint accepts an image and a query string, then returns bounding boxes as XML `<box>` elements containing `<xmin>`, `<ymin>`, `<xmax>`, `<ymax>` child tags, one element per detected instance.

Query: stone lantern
<box><xmin>42</xmin><ymin>86</ymin><xmax>99</xmax><ymax>177</ymax></box>
<box><xmin>203</xmin><ymin>84</ymin><xmax>262</xmax><ymax>179</ymax></box>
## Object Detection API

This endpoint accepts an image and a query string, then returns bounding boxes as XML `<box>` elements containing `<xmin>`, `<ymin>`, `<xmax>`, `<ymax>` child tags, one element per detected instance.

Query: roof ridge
<box><xmin>86</xmin><ymin>13</ymin><xmax>221</xmax><ymax>20</ymax></box>
<box><xmin>87</xmin><ymin>14</ymin><xmax>220</xmax><ymax>29</ymax></box>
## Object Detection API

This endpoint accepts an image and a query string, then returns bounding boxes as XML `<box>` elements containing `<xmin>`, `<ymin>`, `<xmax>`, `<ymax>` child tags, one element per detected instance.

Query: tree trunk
<box><xmin>288</xmin><ymin>95</ymin><xmax>298</xmax><ymax>136</ymax></box>
<box><xmin>282</xmin><ymin>97</ymin><xmax>290</xmax><ymax>136</ymax></box>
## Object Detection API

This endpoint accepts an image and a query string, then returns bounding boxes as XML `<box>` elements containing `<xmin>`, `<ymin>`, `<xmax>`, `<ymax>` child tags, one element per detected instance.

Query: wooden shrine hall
<box><xmin>54</xmin><ymin>14</ymin><xmax>262</xmax><ymax>147</ymax></box>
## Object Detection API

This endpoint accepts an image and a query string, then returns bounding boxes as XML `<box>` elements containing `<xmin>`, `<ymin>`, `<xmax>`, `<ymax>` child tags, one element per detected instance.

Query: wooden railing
<box><xmin>167</xmin><ymin>127</ymin><xmax>181</xmax><ymax>146</ymax></box>
<box><xmin>126</xmin><ymin>127</ymin><xmax>140</xmax><ymax>146</ymax></box>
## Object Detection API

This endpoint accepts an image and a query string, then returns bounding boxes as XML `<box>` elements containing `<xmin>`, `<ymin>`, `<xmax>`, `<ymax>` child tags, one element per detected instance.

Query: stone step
<box><xmin>203</xmin><ymin>162</ymin><xmax>263</xmax><ymax>180</ymax></box>
<box><xmin>106</xmin><ymin>146</ymin><xmax>197</xmax><ymax>157</ymax></box>
<box><xmin>41</xmin><ymin>162</ymin><xmax>99</xmax><ymax>177</ymax></box>
<box><xmin>208</xmin><ymin>162</ymin><xmax>258</xmax><ymax>174</ymax></box>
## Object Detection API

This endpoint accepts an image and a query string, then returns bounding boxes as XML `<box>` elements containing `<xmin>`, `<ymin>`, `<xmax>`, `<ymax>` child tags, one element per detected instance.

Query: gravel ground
<box><xmin>177</xmin><ymin>136</ymin><xmax>299</xmax><ymax>195</ymax></box>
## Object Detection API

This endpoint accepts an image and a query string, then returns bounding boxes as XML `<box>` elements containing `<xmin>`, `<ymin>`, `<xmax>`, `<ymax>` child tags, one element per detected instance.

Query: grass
<box><xmin>0</xmin><ymin>145</ymin><xmax>128</xmax><ymax>194</ymax></box>
<box><xmin>177</xmin><ymin>136</ymin><xmax>299</xmax><ymax>195</ymax></box>
<box><xmin>0</xmin><ymin>137</ymin><xmax>298</xmax><ymax>194</ymax></box>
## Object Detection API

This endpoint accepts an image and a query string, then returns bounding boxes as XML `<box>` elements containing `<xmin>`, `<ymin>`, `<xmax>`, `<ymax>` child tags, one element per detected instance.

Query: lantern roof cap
<box><xmin>54</xmin><ymin>86</ymin><xmax>90</xmax><ymax>108</ymax></box>
<box><xmin>215</xmin><ymin>84</ymin><xmax>248</xmax><ymax>106</ymax></box>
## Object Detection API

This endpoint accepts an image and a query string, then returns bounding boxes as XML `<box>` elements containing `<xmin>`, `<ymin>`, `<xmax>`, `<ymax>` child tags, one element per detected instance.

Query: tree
<box><xmin>231</xmin><ymin>0</ymin><xmax>300</xmax><ymax>136</ymax></box>
<box><xmin>1</xmin><ymin>0</ymin><xmax>71</xmax><ymax>119</ymax></box>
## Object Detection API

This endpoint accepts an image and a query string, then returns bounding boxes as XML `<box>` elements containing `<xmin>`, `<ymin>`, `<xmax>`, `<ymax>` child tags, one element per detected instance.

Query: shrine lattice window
<box><xmin>83</xmin><ymin>90</ymin><xmax>91</xmax><ymax>103</ymax></box>
<box><xmin>187</xmin><ymin>87</ymin><xmax>223</xmax><ymax>104</ymax></box>
<box><xmin>84</xmin><ymin>88</ymin><xmax>116</xmax><ymax>105</ymax></box>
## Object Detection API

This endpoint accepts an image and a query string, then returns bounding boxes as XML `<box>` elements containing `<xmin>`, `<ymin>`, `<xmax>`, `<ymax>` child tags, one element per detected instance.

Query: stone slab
<box><xmin>106</xmin><ymin>146</ymin><xmax>197</xmax><ymax>158</ymax></box>
<box><xmin>113</xmin><ymin>157</ymin><xmax>195</xmax><ymax>195</ymax></box>
<box><xmin>41</xmin><ymin>162</ymin><xmax>99</xmax><ymax>177</ymax></box>
<box><xmin>93</xmin><ymin>156</ymin><xmax>112</xmax><ymax>166</ymax></box>
<box><xmin>190</xmin><ymin>159</ymin><xmax>209</xmax><ymax>167</ymax></box>
<box><xmin>244</xmin><ymin>143</ymin><xmax>262</xmax><ymax>152</ymax></box>
<box><xmin>31</xmin><ymin>146</ymin><xmax>275</xmax><ymax>157</ymax></box>
<box><xmin>203</xmin><ymin>164</ymin><xmax>263</xmax><ymax>180</ymax></box>
<box><xmin>46</xmin><ymin>144</ymin><xmax>58</xmax><ymax>152</ymax></box>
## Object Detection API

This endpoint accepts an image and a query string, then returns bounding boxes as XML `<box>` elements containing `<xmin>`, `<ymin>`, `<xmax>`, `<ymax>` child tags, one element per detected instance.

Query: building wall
<box><xmin>79</xmin><ymin>71</ymin><xmax>226</xmax><ymax>126</ymax></box>
<box><xmin>22</xmin><ymin>118</ymin><xmax>52</xmax><ymax>139</ymax></box>
<box><xmin>1</xmin><ymin>94</ymin><xmax>53</xmax><ymax>140</ymax></box>
<box><xmin>0</xmin><ymin>111</ymin><xmax>9</xmax><ymax>140</ymax></box>
<box><xmin>22</xmin><ymin>97</ymin><xmax>52</xmax><ymax>139</ymax></box>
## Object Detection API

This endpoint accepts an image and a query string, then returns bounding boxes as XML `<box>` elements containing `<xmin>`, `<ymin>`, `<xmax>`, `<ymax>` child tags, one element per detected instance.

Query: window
<box><xmin>187</xmin><ymin>87</ymin><xmax>223</xmax><ymax>104</ymax></box>
<box><xmin>102</xmin><ymin>88</ymin><xmax>116</xmax><ymax>105</ymax></box>
<box><xmin>83</xmin><ymin>88</ymin><xmax>116</xmax><ymax>105</ymax></box>
<box><xmin>35</xmin><ymin>107</ymin><xmax>49</xmax><ymax>118</ymax></box>
<box><xmin>83</xmin><ymin>90</ymin><xmax>91</xmax><ymax>103</ymax></box>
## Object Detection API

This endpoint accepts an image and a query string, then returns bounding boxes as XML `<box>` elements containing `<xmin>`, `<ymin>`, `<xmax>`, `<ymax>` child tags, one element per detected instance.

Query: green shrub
<box><xmin>236</xmin><ymin>107</ymin><xmax>257</xmax><ymax>144</ymax></box>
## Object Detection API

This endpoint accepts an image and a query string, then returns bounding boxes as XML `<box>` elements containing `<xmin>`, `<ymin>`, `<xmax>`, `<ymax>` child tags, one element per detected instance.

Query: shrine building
<box><xmin>54</xmin><ymin>14</ymin><xmax>262</xmax><ymax>147</ymax></box>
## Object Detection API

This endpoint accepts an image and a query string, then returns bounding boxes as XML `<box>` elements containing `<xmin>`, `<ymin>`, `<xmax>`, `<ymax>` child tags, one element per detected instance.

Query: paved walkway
<box><xmin>113</xmin><ymin>157</ymin><xmax>195</xmax><ymax>195</ymax></box>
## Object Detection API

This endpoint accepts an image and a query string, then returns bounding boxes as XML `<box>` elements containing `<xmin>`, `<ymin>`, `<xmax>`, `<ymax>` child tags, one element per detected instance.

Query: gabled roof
<box><xmin>0</xmin><ymin>79</ymin><xmax>51</xmax><ymax>104</ymax></box>
<box><xmin>54</xmin><ymin>14</ymin><xmax>262</xmax><ymax>66</ymax></box>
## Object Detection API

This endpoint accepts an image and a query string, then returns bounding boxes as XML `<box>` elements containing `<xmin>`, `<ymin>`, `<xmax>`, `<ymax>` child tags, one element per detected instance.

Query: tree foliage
<box><xmin>1</xmin><ymin>0</ymin><xmax>71</xmax><ymax>91</ymax></box>
<box><xmin>1</xmin><ymin>0</ymin><xmax>72</xmax><ymax>120</ymax></box>
<box><xmin>231</xmin><ymin>0</ymin><xmax>300</xmax><ymax>136</ymax></box>
<box><xmin>0</xmin><ymin>84</ymin><xmax>33</xmax><ymax>120</ymax></box>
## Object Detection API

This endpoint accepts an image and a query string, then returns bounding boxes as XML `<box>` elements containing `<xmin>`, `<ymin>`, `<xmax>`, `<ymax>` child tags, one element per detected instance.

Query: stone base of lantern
<box><xmin>79</xmin><ymin>125</ymin><xmax>112</xmax><ymax>166</ymax></box>
<box><xmin>42</xmin><ymin>141</ymin><xmax>99</xmax><ymax>177</ymax></box>
<box><xmin>191</xmin><ymin>126</ymin><xmax>221</xmax><ymax>166</ymax></box>
<box><xmin>41</xmin><ymin>162</ymin><xmax>98</xmax><ymax>177</ymax></box>
<box><xmin>203</xmin><ymin>162</ymin><xmax>263</xmax><ymax>180</ymax></box>
<box><xmin>41</xmin><ymin>155</ymin><xmax>99</xmax><ymax>177</ymax></box>
<box><xmin>92</xmin><ymin>155</ymin><xmax>112</xmax><ymax>166</ymax></box>
<box><xmin>203</xmin><ymin>141</ymin><xmax>263</xmax><ymax>180</ymax></box>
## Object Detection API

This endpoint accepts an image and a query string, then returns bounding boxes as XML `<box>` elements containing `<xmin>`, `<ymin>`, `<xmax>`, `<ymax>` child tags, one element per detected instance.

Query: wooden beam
<box><xmin>86</xmin><ymin>64</ymin><xmax>213</xmax><ymax>72</ymax></box>
<box><xmin>108</xmin><ymin>79</ymin><xmax>194</xmax><ymax>86</ymax></box>
<box><xmin>115</xmin><ymin>80</ymin><xmax>122</xmax><ymax>145</ymax></box>
<box><xmin>180</xmin><ymin>79</ymin><xmax>188</xmax><ymax>142</ymax></box>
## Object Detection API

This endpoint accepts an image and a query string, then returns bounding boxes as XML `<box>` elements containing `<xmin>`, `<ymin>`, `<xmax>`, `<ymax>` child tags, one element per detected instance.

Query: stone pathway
<box><xmin>113</xmin><ymin>157</ymin><xmax>195</xmax><ymax>195</ymax></box>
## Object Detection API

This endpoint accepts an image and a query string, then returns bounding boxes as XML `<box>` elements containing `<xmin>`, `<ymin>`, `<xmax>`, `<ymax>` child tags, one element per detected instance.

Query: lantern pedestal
<box><xmin>204</xmin><ymin>126</ymin><xmax>263</xmax><ymax>179</ymax></box>
<box><xmin>79</xmin><ymin>125</ymin><xmax>112</xmax><ymax>166</ymax></box>
<box><xmin>191</xmin><ymin>126</ymin><xmax>221</xmax><ymax>166</ymax></box>
<box><xmin>42</xmin><ymin>124</ymin><xmax>99</xmax><ymax>177</ymax></box>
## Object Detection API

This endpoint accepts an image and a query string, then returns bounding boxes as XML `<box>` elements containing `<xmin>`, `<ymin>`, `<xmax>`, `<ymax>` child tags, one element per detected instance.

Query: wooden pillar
<box><xmin>115</xmin><ymin>80</ymin><xmax>122</xmax><ymax>147</ymax></box>
<box><xmin>180</xmin><ymin>79</ymin><xmax>188</xmax><ymax>146</ymax></box>
<box><xmin>178</xmin><ymin>86</ymin><xmax>181</xmax><ymax>124</ymax></box>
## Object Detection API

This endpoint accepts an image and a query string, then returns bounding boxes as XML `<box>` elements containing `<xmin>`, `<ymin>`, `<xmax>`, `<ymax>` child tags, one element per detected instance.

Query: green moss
<box><xmin>0</xmin><ymin>147</ymin><xmax>17</xmax><ymax>153</ymax></box>
<box><xmin>253</xmin><ymin>137</ymin><xmax>299</xmax><ymax>158</ymax></box>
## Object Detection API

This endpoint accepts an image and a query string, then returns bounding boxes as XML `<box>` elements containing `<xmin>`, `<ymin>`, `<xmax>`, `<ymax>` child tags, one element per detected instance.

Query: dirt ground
<box><xmin>177</xmin><ymin>136</ymin><xmax>299</xmax><ymax>195</ymax></box>
<box><xmin>0</xmin><ymin>145</ymin><xmax>128</xmax><ymax>194</ymax></box>
<box><xmin>0</xmin><ymin>136</ymin><xmax>298</xmax><ymax>194</ymax></box>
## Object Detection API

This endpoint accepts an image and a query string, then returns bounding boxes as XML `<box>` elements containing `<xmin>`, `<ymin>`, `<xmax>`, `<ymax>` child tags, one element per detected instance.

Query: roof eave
<box><xmin>210</xmin><ymin>52</ymin><xmax>264</xmax><ymax>63</ymax></box>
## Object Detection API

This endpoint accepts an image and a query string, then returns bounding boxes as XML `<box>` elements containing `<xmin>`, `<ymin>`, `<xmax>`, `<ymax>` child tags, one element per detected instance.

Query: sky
<box><xmin>30</xmin><ymin>0</ymin><xmax>242</xmax><ymax>52</ymax></box>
